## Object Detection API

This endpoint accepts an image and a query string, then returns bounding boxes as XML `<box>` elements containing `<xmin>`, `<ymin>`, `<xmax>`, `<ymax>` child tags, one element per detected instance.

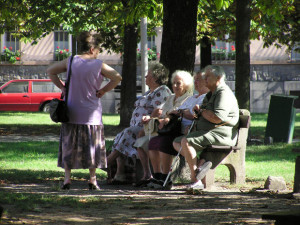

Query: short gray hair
<box><xmin>148</xmin><ymin>62</ymin><xmax>169</xmax><ymax>85</ymax></box>
<box><xmin>171</xmin><ymin>70</ymin><xmax>194</xmax><ymax>94</ymax></box>
<box><xmin>204</xmin><ymin>65</ymin><xmax>226</xmax><ymax>82</ymax></box>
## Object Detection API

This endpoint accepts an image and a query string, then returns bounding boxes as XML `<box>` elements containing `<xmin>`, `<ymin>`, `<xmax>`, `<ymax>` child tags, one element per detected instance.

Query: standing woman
<box><xmin>47</xmin><ymin>31</ymin><xmax>122</xmax><ymax>190</ymax></box>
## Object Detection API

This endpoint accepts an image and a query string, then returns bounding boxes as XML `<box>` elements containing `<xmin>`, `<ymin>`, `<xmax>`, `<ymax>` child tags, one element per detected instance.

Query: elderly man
<box><xmin>173</xmin><ymin>65</ymin><xmax>239</xmax><ymax>189</ymax></box>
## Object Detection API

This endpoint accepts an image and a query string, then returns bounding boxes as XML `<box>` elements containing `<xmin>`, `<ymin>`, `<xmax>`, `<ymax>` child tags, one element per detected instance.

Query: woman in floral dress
<box><xmin>107</xmin><ymin>62</ymin><xmax>171</xmax><ymax>183</ymax></box>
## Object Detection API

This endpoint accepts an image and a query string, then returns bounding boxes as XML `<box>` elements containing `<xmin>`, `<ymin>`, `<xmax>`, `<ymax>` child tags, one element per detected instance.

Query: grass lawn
<box><xmin>0</xmin><ymin>111</ymin><xmax>299</xmax><ymax>189</ymax></box>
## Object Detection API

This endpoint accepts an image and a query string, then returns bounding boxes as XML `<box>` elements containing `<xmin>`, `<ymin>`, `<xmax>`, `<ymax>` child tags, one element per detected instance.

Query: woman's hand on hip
<box><xmin>96</xmin><ymin>89</ymin><xmax>105</xmax><ymax>98</ymax></box>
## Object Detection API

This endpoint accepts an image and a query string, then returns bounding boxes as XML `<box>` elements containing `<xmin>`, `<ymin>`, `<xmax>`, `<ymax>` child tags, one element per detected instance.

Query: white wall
<box><xmin>227</xmin><ymin>81</ymin><xmax>300</xmax><ymax>113</ymax></box>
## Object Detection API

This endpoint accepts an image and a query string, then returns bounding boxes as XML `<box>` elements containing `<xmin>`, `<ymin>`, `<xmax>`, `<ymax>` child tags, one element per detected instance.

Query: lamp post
<box><xmin>140</xmin><ymin>17</ymin><xmax>148</xmax><ymax>94</ymax></box>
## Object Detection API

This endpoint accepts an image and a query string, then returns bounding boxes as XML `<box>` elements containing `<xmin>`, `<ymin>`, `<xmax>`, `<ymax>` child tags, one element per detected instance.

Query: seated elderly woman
<box><xmin>173</xmin><ymin>65</ymin><xmax>239</xmax><ymax>190</ymax></box>
<box><xmin>144</xmin><ymin>71</ymin><xmax>209</xmax><ymax>189</ymax></box>
<box><xmin>134</xmin><ymin>70</ymin><xmax>195</xmax><ymax>188</ymax></box>
<box><xmin>106</xmin><ymin>62</ymin><xmax>172</xmax><ymax>184</ymax></box>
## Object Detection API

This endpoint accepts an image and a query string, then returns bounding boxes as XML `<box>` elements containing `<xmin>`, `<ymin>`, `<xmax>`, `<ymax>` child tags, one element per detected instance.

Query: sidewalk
<box><xmin>0</xmin><ymin>134</ymin><xmax>115</xmax><ymax>142</ymax></box>
<box><xmin>0</xmin><ymin>134</ymin><xmax>59</xmax><ymax>142</ymax></box>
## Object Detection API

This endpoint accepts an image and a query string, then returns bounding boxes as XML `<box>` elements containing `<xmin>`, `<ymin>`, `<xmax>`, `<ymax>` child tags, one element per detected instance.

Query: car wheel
<box><xmin>42</xmin><ymin>102</ymin><xmax>51</xmax><ymax>113</ymax></box>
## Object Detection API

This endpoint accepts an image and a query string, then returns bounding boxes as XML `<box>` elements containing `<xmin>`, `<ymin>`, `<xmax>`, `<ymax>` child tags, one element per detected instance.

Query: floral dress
<box><xmin>111</xmin><ymin>85</ymin><xmax>172</xmax><ymax>158</ymax></box>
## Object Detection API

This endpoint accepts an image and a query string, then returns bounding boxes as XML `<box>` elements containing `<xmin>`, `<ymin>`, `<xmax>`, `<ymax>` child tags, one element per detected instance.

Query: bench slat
<box><xmin>206</xmin><ymin>145</ymin><xmax>241</xmax><ymax>151</ymax></box>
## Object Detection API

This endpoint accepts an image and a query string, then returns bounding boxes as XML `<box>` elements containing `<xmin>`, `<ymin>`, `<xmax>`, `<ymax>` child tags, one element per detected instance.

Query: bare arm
<box><xmin>193</xmin><ymin>104</ymin><xmax>222</xmax><ymax>124</ymax></box>
<box><xmin>46</xmin><ymin>58</ymin><xmax>69</xmax><ymax>95</ymax></box>
<box><xmin>201</xmin><ymin>109</ymin><xmax>222</xmax><ymax>124</ymax></box>
<box><xmin>96</xmin><ymin>63</ymin><xmax>122</xmax><ymax>98</ymax></box>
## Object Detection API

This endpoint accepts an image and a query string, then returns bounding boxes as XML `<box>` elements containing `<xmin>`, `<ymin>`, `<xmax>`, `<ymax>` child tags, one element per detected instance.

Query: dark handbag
<box><xmin>157</xmin><ymin>114</ymin><xmax>182</xmax><ymax>136</ymax></box>
<box><xmin>49</xmin><ymin>98</ymin><xmax>69</xmax><ymax>122</ymax></box>
<box><xmin>49</xmin><ymin>56</ymin><xmax>74</xmax><ymax>123</ymax></box>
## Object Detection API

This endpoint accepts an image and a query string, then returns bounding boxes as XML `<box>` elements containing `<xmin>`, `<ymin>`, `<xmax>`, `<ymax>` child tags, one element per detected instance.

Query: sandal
<box><xmin>88</xmin><ymin>183</ymin><xmax>100</xmax><ymax>190</ymax></box>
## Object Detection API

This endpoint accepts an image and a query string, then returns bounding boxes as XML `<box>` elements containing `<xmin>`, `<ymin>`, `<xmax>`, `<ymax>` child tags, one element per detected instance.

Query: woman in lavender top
<box><xmin>47</xmin><ymin>31</ymin><xmax>122</xmax><ymax>190</ymax></box>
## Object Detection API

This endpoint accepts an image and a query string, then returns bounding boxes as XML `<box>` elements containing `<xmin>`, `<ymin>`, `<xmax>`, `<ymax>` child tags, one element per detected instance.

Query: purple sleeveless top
<box><xmin>66</xmin><ymin>56</ymin><xmax>104</xmax><ymax>125</ymax></box>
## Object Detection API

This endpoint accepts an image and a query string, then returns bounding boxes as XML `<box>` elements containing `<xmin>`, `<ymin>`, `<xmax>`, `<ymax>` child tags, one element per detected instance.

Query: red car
<box><xmin>0</xmin><ymin>79</ymin><xmax>62</xmax><ymax>112</ymax></box>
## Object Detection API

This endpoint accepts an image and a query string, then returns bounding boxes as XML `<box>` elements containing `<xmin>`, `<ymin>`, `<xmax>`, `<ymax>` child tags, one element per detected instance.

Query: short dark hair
<box><xmin>77</xmin><ymin>31</ymin><xmax>103</xmax><ymax>54</ymax></box>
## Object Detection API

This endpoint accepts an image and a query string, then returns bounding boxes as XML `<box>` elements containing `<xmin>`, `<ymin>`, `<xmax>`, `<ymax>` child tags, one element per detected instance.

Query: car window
<box><xmin>32</xmin><ymin>82</ymin><xmax>60</xmax><ymax>93</ymax></box>
<box><xmin>1</xmin><ymin>81</ymin><xmax>28</xmax><ymax>93</ymax></box>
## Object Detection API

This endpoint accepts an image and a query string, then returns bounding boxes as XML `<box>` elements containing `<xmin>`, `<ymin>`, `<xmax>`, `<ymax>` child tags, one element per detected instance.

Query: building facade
<box><xmin>0</xmin><ymin>29</ymin><xmax>299</xmax><ymax>113</ymax></box>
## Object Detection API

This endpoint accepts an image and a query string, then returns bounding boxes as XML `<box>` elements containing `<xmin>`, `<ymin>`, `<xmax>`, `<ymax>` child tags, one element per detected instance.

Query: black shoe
<box><xmin>163</xmin><ymin>180</ymin><xmax>173</xmax><ymax>190</ymax></box>
<box><xmin>61</xmin><ymin>183</ymin><xmax>71</xmax><ymax>190</ymax></box>
<box><xmin>148</xmin><ymin>179</ymin><xmax>172</xmax><ymax>190</ymax></box>
<box><xmin>195</xmin><ymin>161</ymin><xmax>212</xmax><ymax>181</ymax></box>
<box><xmin>133</xmin><ymin>179</ymin><xmax>151</xmax><ymax>187</ymax></box>
<box><xmin>89</xmin><ymin>183</ymin><xmax>100</xmax><ymax>190</ymax></box>
<box><xmin>146</xmin><ymin>178</ymin><xmax>161</xmax><ymax>188</ymax></box>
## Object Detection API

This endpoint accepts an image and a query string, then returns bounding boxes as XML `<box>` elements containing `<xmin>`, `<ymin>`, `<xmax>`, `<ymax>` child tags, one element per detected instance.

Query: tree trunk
<box><xmin>160</xmin><ymin>0</ymin><xmax>199</xmax><ymax>87</ymax></box>
<box><xmin>200</xmin><ymin>35</ymin><xmax>212</xmax><ymax>69</ymax></box>
<box><xmin>119</xmin><ymin>23</ymin><xmax>138</xmax><ymax>126</ymax></box>
<box><xmin>235</xmin><ymin>0</ymin><xmax>251</xmax><ymax>110</ymax></box>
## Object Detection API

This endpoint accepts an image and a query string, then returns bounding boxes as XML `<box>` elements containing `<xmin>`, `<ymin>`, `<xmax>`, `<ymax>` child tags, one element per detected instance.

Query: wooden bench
<box><xmin>172</xmin><ymin>109</ymin><xmax>251</xmax><ymax>189</ymax></box>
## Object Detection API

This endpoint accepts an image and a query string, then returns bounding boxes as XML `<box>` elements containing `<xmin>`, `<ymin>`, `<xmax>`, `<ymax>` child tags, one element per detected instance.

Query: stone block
<box><xmin>264</xmin><ymin>176</ymin><xmax>287</xmax><ymax>191</ymax></box>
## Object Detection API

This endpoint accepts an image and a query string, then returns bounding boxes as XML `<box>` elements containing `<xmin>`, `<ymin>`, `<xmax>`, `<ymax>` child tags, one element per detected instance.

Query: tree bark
<box><xmin>119</xmin><ymin>23</ymin><xmax>138</xmax><ymax>126</ymax></box>
<box><xmin>200</xmin><ymin>35</ymin><xmax>212</xmax><ymax>69</ymax></box>
<box><xmin>235</xmin><ymin>0</ymin><xmax>251</xmax><ymax>110</ymax></box>
<box><xmin>160</xmin><ymin>0</ymin><xmax>199</xmax><ymax>87</ymax></box>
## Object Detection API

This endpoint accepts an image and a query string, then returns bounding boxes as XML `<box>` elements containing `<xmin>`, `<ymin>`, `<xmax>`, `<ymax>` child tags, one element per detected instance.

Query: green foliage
<box><xmin>250</xmin><ymin>0</ymin><xmax>299</xmax><ymax>52</ymax></box>
<box><xmin>196</xmin><ymin>0</ymin><xmax>298</xmax><ymax>53</ymax></box>
<box><xmin>0</xmin><ymin>0</ymin><xmax>163</xmax><ymax>54</ymax></box>
<box><xmin>1</xmin><ymin>46</ymin><xmax>21</xmax><ymax>63</ymax></box>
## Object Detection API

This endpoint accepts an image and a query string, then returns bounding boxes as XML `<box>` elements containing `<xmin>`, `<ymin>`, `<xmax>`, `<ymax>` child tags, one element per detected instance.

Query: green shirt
<box><xmin>189</xmin><ymin>82</ymin><xmax>239</xmax><ymax>147</ymax></box>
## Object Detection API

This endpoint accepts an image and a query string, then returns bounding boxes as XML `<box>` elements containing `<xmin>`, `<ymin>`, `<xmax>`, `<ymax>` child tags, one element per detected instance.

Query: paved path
<box><xmin>0</xmin><ymin>134</ymin><xmax>115</xmax><ymax>142</ymax></box>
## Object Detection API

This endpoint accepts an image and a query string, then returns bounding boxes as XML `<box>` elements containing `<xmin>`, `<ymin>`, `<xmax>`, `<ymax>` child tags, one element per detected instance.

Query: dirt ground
<box><xmin>1</xmin><ymin>180</ymin><xmax>300</xmax><ymax>225</ymax></box>
<box><xmin>1</xmin><ymin>125</ymin><xmax>300</xmax><ymax>224</ymax></box>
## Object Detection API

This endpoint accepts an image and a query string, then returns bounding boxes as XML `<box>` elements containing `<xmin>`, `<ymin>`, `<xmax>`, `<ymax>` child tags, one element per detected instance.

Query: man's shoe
<box><xmin>195</xmin><ymin>161</ymin><xmax>212</xmax><ymax>181</ymax></box>
<box><xmin>147</xmin><ymin>179</ymin><xmax>164</xmax><ymax>189</ymax></box>
<box><xmin>133</xmin><ymin>179</ymin><xmax>151</xmax><ymax>187</ymax></box>
<box><xmin>145</xmin><ymin>178</ymin><xmax>158</xmax><ymax>188</ymax></box>
<box><xmin>187</xmin><ymin>180</ymin><xmax>204</xmax><ymax>190</ymax></box>
<box><xmin>152</xmin><ymin>180</ymin><xmax>164</xmax><ymax>189</ymax></box>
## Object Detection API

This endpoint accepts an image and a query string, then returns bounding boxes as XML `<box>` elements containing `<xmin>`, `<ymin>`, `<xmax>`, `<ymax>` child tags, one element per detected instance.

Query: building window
<box><xmin>147</xmin><ymin>36</ymin><xmax>155</xmax><ymax>49</ymax></box>
<box><xmin>291</xmin><ymin>43</ymin><xmax>300</xmax><ymax>62</ymax></box>
<box><xmin>5</xmin><ymin>32</ymin><xmax>20</xmax><ymax>52</ymax></box>
<box><xmin>0</xmin><ymin>32</ymin><xmax>21</xmax><ymax>63</ymax></box>
<box><xmin>54</xmin><ymin>27</ymin><xmax>71</xmax><ymax>61</ymax></box>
